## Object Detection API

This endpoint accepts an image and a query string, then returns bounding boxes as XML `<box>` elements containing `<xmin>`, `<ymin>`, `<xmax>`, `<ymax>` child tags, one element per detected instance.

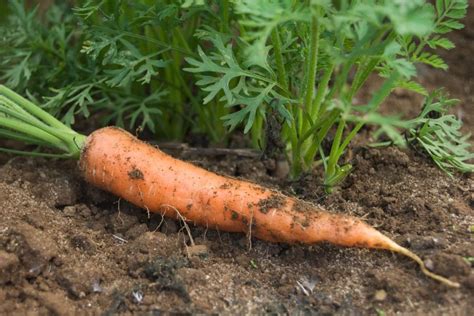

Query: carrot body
<box><xmin>80</xmin><ymin>127</ymin><xmax>459</xmax><ymax>287</ymax></box>
<box><xmin>80</xmin><ymin>127</ymin><xmax>391</xmax><ymax>247</ymax></box>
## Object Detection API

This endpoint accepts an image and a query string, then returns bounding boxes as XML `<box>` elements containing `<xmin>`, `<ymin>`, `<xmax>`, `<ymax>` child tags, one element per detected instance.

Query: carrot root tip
<box><xmin>392</xmin><ymin>244</ymin><xmax>460</xmax><ymax>288</ymax></box>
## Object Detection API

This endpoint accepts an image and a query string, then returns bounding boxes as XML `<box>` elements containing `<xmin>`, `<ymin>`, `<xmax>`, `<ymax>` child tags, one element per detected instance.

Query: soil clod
<box><xmin>128</xmin><ymin>168</ymin><xmax>144</xmax><ymax>180</ymax></box>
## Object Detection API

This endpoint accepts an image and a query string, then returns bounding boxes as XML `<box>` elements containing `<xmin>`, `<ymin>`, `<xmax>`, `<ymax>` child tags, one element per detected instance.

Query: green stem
<box><xmin>311</xmin><ymin>63</ymin><xmax>334</xmax><ymax>119</ymax></box>
<box><xmin>155</xmin><ymin>29</ymin><xmax>178</xmax><ymax>137</ymax></box>
<box><xmin>326</xmin><ymin>118</ymin><xmax>345</xmax><ymax>179</ymax></box>
<box><xmin>0</xmin><ymin>101</ymin><xmax>84</xmax><ymax>156</ymax></box>
<box><xmin>0</xmin><ymin>128</ymin><xmax>52</xmax><ymax>146</ymax></box>
<box><xmin>300</xmin><ymin>15</ymin><xmax>320</xmax><ymax>134</ymax></box>
<box><xmin>282</xmin><ymin>118</ymin><xmax>299</xmax><ymax>174</ymax></box>
<box><xmin>0</xmin><ymin>85</ymin><xmax>86</xmax><ymax>159</ymax></box>
<box><xmin>336</xmin><ymin>121</ymin><xmax>363</xmax><ymax>158</ymax></box>
<box><xmin>327</xmin><ymin>61</ymin><xmax>352</xmax><ymax>102</ymax></box>
<box><xmin>347</xmin><ymin>57</ymin><xmax>379</xmax><ymax>100</ymax></box>
<box><xmin>0</xmin><ymin>117</ymin><xmax>67</xmax><ymax>151</ymax></box>
<box><xmin>95</xmin><ymin>26</ymin><xmax>198</xmax><ymax>58</ymax></box>
<box><xmin>0</xmin><ymin>85</ymin><xmax>68</xmax><ymax>130</ymax></box>
<box><xmin>290</xmin><ymin>13</ymin><xmax>321</xmax><ymax>173</ymax></box>
<box><xmin>271</xmin><ymin>27</ymin><xmax>289</xmax><ymax>95</ymax></box>
<box><xmin>412</xmin><ymin>4</ymin><xmax>452</xmax><ymax>59</ymax></box>
<box><xmin>0</xmin><ymin>106</ymin><xmax>74</xmax><ymax>143</ymax></box>
<box><xmin>251</xmin><ymin>111</ymin><xmax>264</xmax><ymax>149</ymax></box>
<box><xmin>302</xmin><ymin>109</ymin><xmax>340</xmax><ymax>167</ymax></box>
<box><xmin>271</xmin><ymin>26</ymin><xmax>295</xmax><ymax>164</ymax></box>
<box><xmin>347</xmin><ymin>32</ymin><xmax>395</xmax><ymax>101</ymax></box>
<box><xmin>290</xmin><ymin>145</ymin><xmax>304</xmax><ymax>177</ymax></box>
<box><xmin>220</xmin><ymin>0</ymin><xmax>230</xmax><ymax>34</ymax></box>
<box><xmin>174</xmin><ymin>27</ymin><xmax>193</xmax><ymax>54</ymax></box>
<box><xmin>0</xmin><ymin>148</ymin><xmax>76</xmax><ymax>158</ymax></box>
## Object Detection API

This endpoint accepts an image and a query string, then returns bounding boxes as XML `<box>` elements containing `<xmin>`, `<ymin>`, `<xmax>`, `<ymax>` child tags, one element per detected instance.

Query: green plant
<box><xmin>0</xmin><ymin>0</ymin><xmax>472</xmax><ymax>189</ymax></box>
<box><xmin>363</xmin><ymin>89</ymin><xmax>474</xmax><ymax>175</ymax></box>
<box><xmin>0</xmin><ymin>0</ymin><xmax>230</xmax><ymax>141</ymax></box>
<box><xmin>375</xmin><ymin>308</ymin><xmax>386</xmax><ymax>316</ymax></box>
<box><xmin>406</xmin><ymin>91</ymin><xmax>474</xmax><ymax>174</ymax></box>
<box><xmin>186</xmin><ymin>0</ymin><xmax>472</xmax><ymax>189</ymax></box>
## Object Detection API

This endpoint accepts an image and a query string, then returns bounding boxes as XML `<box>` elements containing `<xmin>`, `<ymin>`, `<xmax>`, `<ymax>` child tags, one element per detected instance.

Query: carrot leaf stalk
<box><xmin>0</xmin><ymin>85</ymin><xmax>461</xmax><ymax>288</ymax></box>
<box><xmin>0</xmin><ymin>85</ymin><xmax>86</xmax><ymax>158</ymax></box>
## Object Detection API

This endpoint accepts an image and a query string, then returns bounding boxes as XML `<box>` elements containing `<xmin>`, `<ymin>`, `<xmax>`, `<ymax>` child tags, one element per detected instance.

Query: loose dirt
<box><xmin>1</xmin><ymin>6</ymin><xmax>473</xmax><ymax>316</ymax></box>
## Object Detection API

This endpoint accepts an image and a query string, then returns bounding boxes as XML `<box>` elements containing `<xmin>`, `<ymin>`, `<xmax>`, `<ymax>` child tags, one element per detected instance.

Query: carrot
<box><xmin>80</xmin><ymin>127</ymin><xmax>459</xmax><ymax>288</ymax></box>
<box><xmin>0</xmin><ymin>85</ymin><xmax>460</xmax><ymax>287</ymax></box>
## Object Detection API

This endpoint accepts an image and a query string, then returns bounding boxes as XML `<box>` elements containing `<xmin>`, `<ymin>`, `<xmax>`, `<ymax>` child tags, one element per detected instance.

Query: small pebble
<box><xmin>374</xmin><ymin>289</ymin><xmax>387</xmax><ymax>302</ymax></box>
<box><xmin>63</xmin><ymin>206</ymin><xmax>76</xmax><ymax>217</ymax></box>
<box><xmin>424</xmin><ymin>259</ymin><xmax>434</xmax><ymax>271</ymax></box>
<box><xmin>91</xmin><ymin>279</ymin><xmax>103</xmax><ymax>293</ymax></box>
<box><xmin>132</xmin><ymin>290</ymin><xmax>144</xmax><ymax>304</ymax></box>
<box><xmin>273</xmin><ymin>159</ymin><xmax>290</xmax><ymax>179</ymax></box>
<box><xmin>186</xmin><ymin>244</ymin><xmax>209</xmax><ymax>258</ymax></box>
<box><xmin>78</xmin><ymin>204</ymin><xmax>92</xmax><ymax>217</ymax></box>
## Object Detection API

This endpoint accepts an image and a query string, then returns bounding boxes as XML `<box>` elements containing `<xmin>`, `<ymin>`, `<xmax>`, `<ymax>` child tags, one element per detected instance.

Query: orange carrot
<box><xmin>79</xmin><ymin>127</ymin><xmax>459</xmax><ymax>288</ymax></box>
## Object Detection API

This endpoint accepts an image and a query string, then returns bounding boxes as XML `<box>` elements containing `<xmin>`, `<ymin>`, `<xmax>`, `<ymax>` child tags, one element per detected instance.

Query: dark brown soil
<box><xmin>1</xmin><ymin>6</ymin><xmax>474</xmax><ymax>316</ymax></box>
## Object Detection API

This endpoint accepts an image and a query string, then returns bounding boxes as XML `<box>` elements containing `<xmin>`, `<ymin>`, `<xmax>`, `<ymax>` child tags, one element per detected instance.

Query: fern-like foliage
<box><xmin>0</xmin><ymin>2</ymin><xmax>82</xmax><ymax>93</ymax></box>
<box><xmin>408</xmin><ymin>91</ymin><xmax>474</xmax><ymax>174</ymax></box>
<box><xmin>184</xmin><ymin>30</ymin><xmax>291</xmax><ymax>132</ymax></box>
<box><xmin>0</xmin><ymin>0</ymin><xmax>471</xmax><ymax>181</ymax></box>
<box><xmin>234</xmin><ymin>0</ymin><xmax>309</xmax><ymax>71</ymax></box>
<box><xmin>400</xmin><ymin>0</ymin><xmax>467</xmax><ymax>71</ymax></box>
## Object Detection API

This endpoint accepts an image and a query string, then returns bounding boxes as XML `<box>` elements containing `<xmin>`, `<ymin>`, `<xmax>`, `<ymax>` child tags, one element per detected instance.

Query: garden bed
<box><xmin>1</xmin><ymin>5</ymin><xmax>473</xmax><ymax>316</ymax></box>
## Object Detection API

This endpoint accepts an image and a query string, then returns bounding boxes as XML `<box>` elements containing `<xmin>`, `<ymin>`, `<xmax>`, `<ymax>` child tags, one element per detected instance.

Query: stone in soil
<box><xmin>5</xmin><ymin>223</ymin><xmax>58</xmax><ymax>276</ymax></box>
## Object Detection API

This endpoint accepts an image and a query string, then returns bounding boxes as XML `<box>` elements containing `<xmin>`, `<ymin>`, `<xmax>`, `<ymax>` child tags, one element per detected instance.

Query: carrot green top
<box><xmin>0</xmin><ymin>85</ymin><xmax>86</xmax><ymax>159</ymax></box>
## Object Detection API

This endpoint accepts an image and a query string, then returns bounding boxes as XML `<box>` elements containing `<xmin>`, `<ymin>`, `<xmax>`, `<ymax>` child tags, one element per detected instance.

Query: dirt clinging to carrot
<box><xmin>128</xmin><ymin>168</ymin><xmax>144</xmax><ymax>180</ymax></box>
<box><xmin>257</xmin><ymin>193</ymin><xmax>287</xmax><ymax>214</ymax></box>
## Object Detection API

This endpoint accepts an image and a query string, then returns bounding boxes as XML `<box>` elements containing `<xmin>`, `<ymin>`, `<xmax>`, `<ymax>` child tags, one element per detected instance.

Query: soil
<box><xmin>1</xmin><ymin>6</ymin><xmax>474</xmax><ymax>316</ymax></box>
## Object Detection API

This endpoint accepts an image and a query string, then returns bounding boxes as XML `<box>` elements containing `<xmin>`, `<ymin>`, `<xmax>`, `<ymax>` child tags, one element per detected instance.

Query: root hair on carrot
<box><xmin>152</xmin><ymin>213</ymin><xmax>165</xmax><ymax>233</ymax></box>
<box><xmin>160</xmin><ymin>203</ymin><xmax>195</xmax><ymax>247</ymax></box>
<box><xmin>247</xmin><ymin>209</ymin><xmax>254</xmax><ymax>250</ymax></box>
<box><xmin>116</xmin><ymin>198</ymin><xmax>125</xmax><ymax>225</ymax></box>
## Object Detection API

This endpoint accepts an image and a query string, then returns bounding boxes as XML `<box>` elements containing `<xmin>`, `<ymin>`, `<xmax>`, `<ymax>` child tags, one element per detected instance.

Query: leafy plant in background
<box><xmin>0</xmin><ymin>0</ymin><xmax>230</xmax><ymax>141</ymax></box>
<box><xmin>185</xmin><ymin>0</ymin><xmax>472</xmax><ymax>188</ymax></box>
<box><xmin>407</xmin><ymin>91</ymin><xmax>474</xmax><ymax>174</ymax></box>
<box><xmin>0</xmin><ymin>0</ymin><xmax>472</xmax><ymax>191</ymax></box>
